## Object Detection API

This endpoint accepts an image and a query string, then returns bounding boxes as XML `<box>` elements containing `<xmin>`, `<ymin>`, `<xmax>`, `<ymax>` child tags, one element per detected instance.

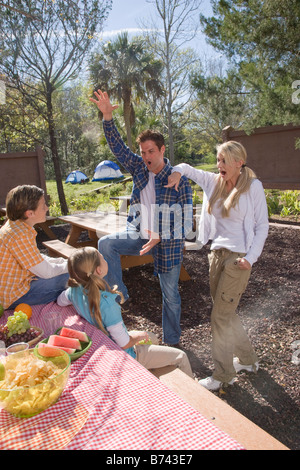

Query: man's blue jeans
<box><xmin>8</xmin><ymin>273</ymin><xmax>69</xmax><ymax>310</ymax></box>
<box><xmin>98</xmin><ymin>230</ymin><xmax>182</xmax><ymax>344</ymax></box>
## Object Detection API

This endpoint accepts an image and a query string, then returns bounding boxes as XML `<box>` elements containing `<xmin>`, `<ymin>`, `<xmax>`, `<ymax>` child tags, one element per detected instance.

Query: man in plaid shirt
<box><xmin>90</xmin><ymin>90</ymin><xmax>193</xmax><ymax>345</ymax></box>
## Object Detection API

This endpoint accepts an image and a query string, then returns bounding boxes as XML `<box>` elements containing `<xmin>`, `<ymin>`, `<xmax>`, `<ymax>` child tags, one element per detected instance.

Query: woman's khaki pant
<box><xmin>208</xmin><ymin>249</ymin><xmax>258</xmax><ymax>383</ymax></box>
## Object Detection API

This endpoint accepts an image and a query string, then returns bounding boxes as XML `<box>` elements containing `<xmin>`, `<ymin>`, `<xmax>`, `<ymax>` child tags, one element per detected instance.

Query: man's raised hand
<box><xmin>89</xmin><ymin>89</ymin><xmax>119</xmax><ymax>120</ymax></box>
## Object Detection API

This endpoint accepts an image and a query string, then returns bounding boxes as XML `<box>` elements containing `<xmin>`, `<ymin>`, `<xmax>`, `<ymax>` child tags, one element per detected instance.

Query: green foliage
<box><xmin>265</xmin><ymin>190</ymin><xmax>300</xmax><ymax>219</ymax></box>
<box><xmin>265</xmin><ymin>191</ymin><xmax>283</xmax><ymax>217</ymax></box>
<box><xmin>192</xmin><ymin>190</ymin><xmax>202</xmax><ymax>206</ymax></box>
<box><xmin>280</xmin><ymin>191</ymin><xmax>300</xmax><ymax>217</ymax></box>
<box><xmin>200</xmin><ymin>0</ymin><xmax>300</xmax><ymax>129</ymax></box>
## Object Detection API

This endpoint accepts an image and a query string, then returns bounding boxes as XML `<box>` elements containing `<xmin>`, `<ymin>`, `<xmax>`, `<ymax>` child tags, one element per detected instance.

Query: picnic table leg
<box><xmin>65</xmin><ymin>225</ymin><xmax>83</xmax><ymax>247</ymax></box>
<box><xmin>88</xmin><ymin>230</ymin><xmax>98</xmax><ymax>248</ymax></box>
<box><xmin>36</xmin><ymin>220</ymin><xmax>57</xmax><ymax>240</ymax></box>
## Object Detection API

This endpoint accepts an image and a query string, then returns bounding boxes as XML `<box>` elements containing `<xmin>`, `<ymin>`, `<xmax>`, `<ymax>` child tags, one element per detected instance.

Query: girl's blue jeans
<box><xmin>98</xmin><ymin>230</ymin><xmax>182</xmax><ymax>345</ymax></box>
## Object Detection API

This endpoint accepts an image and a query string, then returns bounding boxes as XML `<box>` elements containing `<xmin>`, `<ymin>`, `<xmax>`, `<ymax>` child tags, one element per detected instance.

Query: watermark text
<box><xmin>292</xmin><ymin>80</ymin><xmax>300</xmax><ymax>104</ymax></box>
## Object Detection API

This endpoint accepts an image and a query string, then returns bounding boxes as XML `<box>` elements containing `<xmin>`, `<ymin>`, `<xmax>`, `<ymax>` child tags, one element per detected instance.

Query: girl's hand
<box><xmin>123</xmin><ymin>330</ymin><xmax>149</xmax><ymax>349</ymax></box>
<box><xmin>139</xmin><ymin>230</ymin><xmax>160</xmax><ymax>255</ymax></box>
<box><xmin>237</xmin><ymin>258</ymin><xmax>251</xmax><ymax>270</ymax></box>
<box><xmin>89</xmin><ymin>89</ymin><xmax>119</xmax><ymax>120</ymax></box>
<box><xmin>165</xmin><ymin>172</ymin><xmax>182</xmax><ymax>191</ymax></box>
<box><xmin>129</xmin><ymin>330</ymin><xmax>149</xmax><ymax>345</ymax></box>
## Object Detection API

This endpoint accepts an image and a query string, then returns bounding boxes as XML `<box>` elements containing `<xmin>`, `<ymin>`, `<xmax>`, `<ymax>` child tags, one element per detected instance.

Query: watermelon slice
<box><xmin>59</xmin><ymin>327</ymin><xmax>89</xmax><ymax>343</ymax></box>
<box><xmin>48</xmin><ymin>334</ymin><xmax>82</xmax><ymax>350</ymax></box>
<box><xmin>37</xmin><ymin>343</ymin><xmax>65</xmax><ymax>357</ymax></box>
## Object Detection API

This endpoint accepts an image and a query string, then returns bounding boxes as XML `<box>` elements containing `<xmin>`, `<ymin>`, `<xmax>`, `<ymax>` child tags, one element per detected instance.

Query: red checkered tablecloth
<box><xmin>0</xmin><ymin>303</ymin><xmax>245</xmax><ymax>450</ymax></box>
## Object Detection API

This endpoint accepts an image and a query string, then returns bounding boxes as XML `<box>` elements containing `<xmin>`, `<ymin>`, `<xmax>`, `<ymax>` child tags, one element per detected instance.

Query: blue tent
<box><xmin>92</xmin><ymin>160</ymin><xmax>124</xmax><ymax>181</ymax></box>
<box><xmin>65</xmin><ymin>170</ymin><xmax>88</xmax><ymax>184</ymax></box>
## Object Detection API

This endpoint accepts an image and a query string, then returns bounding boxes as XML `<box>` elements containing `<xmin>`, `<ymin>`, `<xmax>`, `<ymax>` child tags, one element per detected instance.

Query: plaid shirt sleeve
<box><xmin>103</xmin><ymin>119</ymin><xmax>143</xmax><ymax>175</ymax></box>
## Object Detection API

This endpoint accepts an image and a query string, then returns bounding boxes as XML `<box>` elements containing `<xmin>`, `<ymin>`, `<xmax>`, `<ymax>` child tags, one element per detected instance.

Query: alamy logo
<box><xmin>0</xmin><ymin>80</ymin><xmax>5</xmax><ymax>105</ymax></box>
<box><xmin>95</xmin><ymin>202</ymin><xmax>201</xmax><ymax>244</ymax></box>
<box><xmin>292</xmin><ymin>80</ymin><xmax>300</xmax><ymax>104</ymax></box>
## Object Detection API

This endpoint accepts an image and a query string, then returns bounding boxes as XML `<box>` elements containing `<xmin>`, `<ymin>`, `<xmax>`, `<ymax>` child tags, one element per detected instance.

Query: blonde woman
<box><xmin>166</xmin><ymin>141</ymin><xmax>269</xmax><ymax>390</ymax></box>
<box><xmin>57</xmin><ymin>247</ymin><xmax>193</xmax><ymax>377</ymax></box>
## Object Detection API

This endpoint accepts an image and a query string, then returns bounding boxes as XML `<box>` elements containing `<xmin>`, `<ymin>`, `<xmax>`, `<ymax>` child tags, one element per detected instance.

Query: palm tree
<box><xmin>89</xmin><ymin>33</ymin><xmax>164</xmax><ymax>150</ymax></box>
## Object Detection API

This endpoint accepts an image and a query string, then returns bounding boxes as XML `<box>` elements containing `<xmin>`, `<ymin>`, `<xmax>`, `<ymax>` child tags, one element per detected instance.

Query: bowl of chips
<box><xmin>0</xmin><ymin>348</ymin><xmax>71</xmax><ymax>418</ymax></box>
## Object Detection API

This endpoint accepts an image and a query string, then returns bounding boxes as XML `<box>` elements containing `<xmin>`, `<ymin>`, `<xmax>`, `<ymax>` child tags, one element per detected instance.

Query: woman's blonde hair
<box><xmin>67</xmin><ymin>247</ymin><xmax>123</xmax><ymax>335</ymax></box>
<box><xmin>208</xmin><ymin>141</ymin><xmax>257</xmax><ymax>217</ymax></box>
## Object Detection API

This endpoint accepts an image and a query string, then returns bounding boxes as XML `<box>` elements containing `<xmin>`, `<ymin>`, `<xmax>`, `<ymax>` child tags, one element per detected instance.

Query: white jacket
<box><xmin>174</xmin><ymin>164</ymin><xmax>269</xmax><ymax>265</ymax></box>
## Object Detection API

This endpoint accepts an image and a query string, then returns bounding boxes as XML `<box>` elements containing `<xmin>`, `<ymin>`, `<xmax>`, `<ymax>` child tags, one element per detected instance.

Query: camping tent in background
<box><xmin>65</xmin><ymin>170</ymin><xmax>89</xmax><ymax>184</ymax></box>
<box><xmin>92</xmin><ymin>160</ymin><xmax>124</xmax><ymax>181</ymax></box>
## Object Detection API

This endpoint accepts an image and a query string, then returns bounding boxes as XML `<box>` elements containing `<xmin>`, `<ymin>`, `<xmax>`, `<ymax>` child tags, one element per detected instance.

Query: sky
<box><xmin>100</xmin><ymin>0</ymin><xmax>222</xmax><ymax>61</ymax></box>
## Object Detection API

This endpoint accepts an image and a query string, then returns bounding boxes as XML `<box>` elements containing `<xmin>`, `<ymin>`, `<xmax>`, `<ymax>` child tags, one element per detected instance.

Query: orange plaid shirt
<box><xmin>0</xmin><ymin>220</ymin><xmax>44</xmax><ymax>309</ymax></box>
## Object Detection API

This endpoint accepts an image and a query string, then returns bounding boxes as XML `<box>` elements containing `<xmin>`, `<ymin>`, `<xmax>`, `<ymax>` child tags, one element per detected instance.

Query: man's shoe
<box><xmin>198</xmin><ymin>376</ymin><xmax>235</xmax><ymax>391</ymax></box>
<box><xmin>233</xmin><ymin>358</ymin><xmax>259</xmax><ymax>373</ymax></box>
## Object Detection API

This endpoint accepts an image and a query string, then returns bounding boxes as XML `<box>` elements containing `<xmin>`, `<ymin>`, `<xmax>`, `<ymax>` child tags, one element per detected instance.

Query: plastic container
<box><xmin>6</xmin><ymin>342</ymin><xmax>29</xmax><ymax>355</ymax></box>
<box><xmin>0</xmin><ymin>348</ymin><xmax>71</xmax><ymax>418</ymax></box>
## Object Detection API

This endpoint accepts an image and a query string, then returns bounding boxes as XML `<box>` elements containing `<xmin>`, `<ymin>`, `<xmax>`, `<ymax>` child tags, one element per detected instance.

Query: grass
<box><xmin>46</xmin><ymin>177</ymin><xmax>133</xmax><ymax>216</ymax></box>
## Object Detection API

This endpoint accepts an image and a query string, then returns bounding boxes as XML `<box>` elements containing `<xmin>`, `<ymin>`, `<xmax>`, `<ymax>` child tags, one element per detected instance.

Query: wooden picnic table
<box><xmin>59</xmin><ymin>211</ymin><xmax>128</xmax><ymax>248</ymax></box>
<box><xmin>55</xmin><ymin>211</ymin><xmax>191</xmax><ymax>280</ymax></box>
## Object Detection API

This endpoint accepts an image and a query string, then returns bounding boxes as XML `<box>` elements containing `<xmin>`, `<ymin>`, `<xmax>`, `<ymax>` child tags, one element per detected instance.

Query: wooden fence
<box><xmin>0</xmin><ymin>146</ymin><xmax>48</xmax><ymax>207</ymax></box>
<box><xmin>222</xmin><ymin>124</ymin><xmax>300</xmax><ymax>190</ymax></box>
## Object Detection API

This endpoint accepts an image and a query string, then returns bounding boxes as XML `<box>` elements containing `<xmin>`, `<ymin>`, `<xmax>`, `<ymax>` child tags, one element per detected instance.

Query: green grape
<box><xmin>6</xmin><ymin>311</ymin><xmax>30</xmax><ymax>338</ymax></box>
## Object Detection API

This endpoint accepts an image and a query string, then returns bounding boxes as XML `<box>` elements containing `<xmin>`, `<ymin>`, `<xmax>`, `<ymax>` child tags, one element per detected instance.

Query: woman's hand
<box><xmin>89</xmin><ymin>89</ymin><xmax>119</xmax><ymax>120</ymax></box>
<box><xmin>139</xmin><ymin>230</ymin><xmax>160</xmax><ymax>256</ymax></box>
<box><xmin>237</xmin><ymin>257</ymin><xmax>251</xmax><ymax>270</ymax></box>
<box><xmin>165</xmin><ymin>172</ymin><xmax>182</xmax><ymax>191</ymax></box>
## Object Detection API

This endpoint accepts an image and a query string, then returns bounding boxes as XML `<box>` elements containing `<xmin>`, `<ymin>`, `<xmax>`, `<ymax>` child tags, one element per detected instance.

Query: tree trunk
<box><xmin>166</xmin><ymin>47</ymin><xmax>175</xmax><ymax>166</ymax></box>
<box><xmin>122</xmin><ymin>88</ymin><xmax>133</xmax><ymax>150</ymax></box>
<box><xmin>46</xmin><ymin>87</ymin><xmax>68</xmax><ymax>215</ymax></box>
<box><xmin>167</xmin><ymin>96</ymin><xmax>175</xmax><ymax>165</ymax></box>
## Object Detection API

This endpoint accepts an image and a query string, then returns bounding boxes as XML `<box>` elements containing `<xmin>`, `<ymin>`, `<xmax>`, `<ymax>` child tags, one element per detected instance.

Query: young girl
<box><xmin>166</xmin><ymin>141</ymin><xmax>269</xmax><ymax>390</ymax></box>
<box><xmin>57</xmin><ymin>246</ymin><xmax>193</xmax><ymax>377</ymax></box>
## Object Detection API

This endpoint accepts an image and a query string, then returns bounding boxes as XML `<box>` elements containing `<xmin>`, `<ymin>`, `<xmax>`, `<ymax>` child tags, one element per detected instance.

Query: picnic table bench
<box><xmin>151</xmin><ymin>366</ymin><xmax>288</xmax><ymax>450</ymax></box>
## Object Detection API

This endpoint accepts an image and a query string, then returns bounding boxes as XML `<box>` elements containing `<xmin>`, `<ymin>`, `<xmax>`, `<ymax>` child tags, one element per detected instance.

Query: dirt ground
<box><xmin>38</xmin><ymin>221</ymin><xmax>300</xmax><ymax>450</ymax></box>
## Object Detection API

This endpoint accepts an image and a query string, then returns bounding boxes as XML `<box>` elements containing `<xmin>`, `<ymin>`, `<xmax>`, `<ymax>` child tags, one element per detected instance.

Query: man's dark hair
<box><xmin>136</xmin><ymin>129</ymin><xmax>165</xmax><ymax>150</ymax></box>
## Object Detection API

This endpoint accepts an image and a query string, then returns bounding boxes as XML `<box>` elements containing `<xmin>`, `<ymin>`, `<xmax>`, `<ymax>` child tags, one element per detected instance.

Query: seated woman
<box><xmin>0</xmin><ymin>185</ymin><xmax>69</xmax><ymax>310</ymax></box>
